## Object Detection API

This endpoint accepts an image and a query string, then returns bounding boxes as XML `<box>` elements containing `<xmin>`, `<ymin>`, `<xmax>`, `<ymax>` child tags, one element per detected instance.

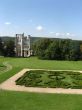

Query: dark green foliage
<box><xmin>33</xmin><ymin>38</ymin><xmax>82</xmax><ymax>60</ymax></box>
<box><xmin>32</xmin><ymin>38</ymin><xmax>52</xmax><ymax>59</ymax></box>
<box><xmin>69</xmin><ymin>41</ymin><xmax>81</xmax><ymax>60</ymax></box>
<box><xmin>4</xmin><ymin>40</ymin><xmax>15</xmax><ymax>57</ymax></box>
<box><xmin>45</xmin><ymin>40</ymin><xmax>61</xmax><ymax>60</ymax></box>
<box><xmin>0</xmin><ymin>37</ymin><xmax>15</xmax><ymax>57</ymax></box>
<box><xmin>16</xmin><ymin>70</ymin><xmax>82</xmax><ymax>89</ymax></box>
<box><xmin>0</xmin><ymin>38</ymin><xmax>4</xmax><ymax>56</ymax></box>
<box><xmin>71</xmin><ymin>74</ymin><xmax>82</xmax><ymax>80</ymax></box>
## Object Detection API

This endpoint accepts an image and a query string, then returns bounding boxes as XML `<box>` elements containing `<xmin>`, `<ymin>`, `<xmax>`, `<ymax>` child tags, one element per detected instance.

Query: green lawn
<box><xmin>1</xmin><ymin>91</ymin><xmax>82</xmax><ymax>110</ymax></box>
<box><xmin>1</xmin><ymin>57</ymin><xmax>82</xmax><ymax>110</ymax></box>
<box><xmin>0</xmin><ymin>66</ymin><xmax>6</xmax><ymax>72</ymax></box>
<box><xmin>0</xmin><ymin>63</ymin><xmax>6</xmax><ymax>74</ymax></box>
<box><xmin>7</xmin><ymin>57</ymin><xmax>82</xmax><ymax>70</ymax></box>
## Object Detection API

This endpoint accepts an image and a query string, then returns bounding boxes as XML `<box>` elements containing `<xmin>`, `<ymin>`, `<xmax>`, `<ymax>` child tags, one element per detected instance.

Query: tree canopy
<box><xmin>33</xmin><ymin>38</ymin><xmax>82</xmax><ymax>61</ymax></box>
<box><xmin>0</xmin><ymin>38</ymin><xmax>4</xmax><ymax>56</ymax></box>
<box><xmin>0</xmin><ymin>37</ymin><xmax>15</xmax><ymax>57</ymax></box>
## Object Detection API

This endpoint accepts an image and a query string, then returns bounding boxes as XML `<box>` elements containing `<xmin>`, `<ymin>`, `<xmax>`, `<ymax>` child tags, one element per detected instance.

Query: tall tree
<box><xmin>4</xmin><ymin>40</ymin><xmax>15</xmax><ymax>57</ymax></box>
<box><xmin>32</xmin><ymin>38</ymin><xmax>82</xmax><ymax>61</ymax></box>
<box><xmin>45</xmin><ymin>40</ymin><xmax>61</xmax><ymax>60</ymax></box>
<box><xmin>0</xmin><ymin>37</ymin><xmax>4</xmax><ymax>55</ymax></box>
<box><xmin>33</xmin><ymin>38</ymin><xmax>52</xmax><ymax>59</ymax></box>
<box><xmin>61</xmin><ymin>39</ymin><xmax>71</xmax><ymax>60</ymax></box>
<box><xmin>69</xmin><ymin>41</ymin><xmax>81</xmax><ymax>60</ymax></box>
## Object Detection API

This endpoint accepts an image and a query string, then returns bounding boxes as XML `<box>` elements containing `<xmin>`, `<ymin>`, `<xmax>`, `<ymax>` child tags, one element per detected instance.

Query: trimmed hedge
<box><xmin>16</xmin><ymin>70</ymin><xmax>82</xmax><ymax>89</ymax></box>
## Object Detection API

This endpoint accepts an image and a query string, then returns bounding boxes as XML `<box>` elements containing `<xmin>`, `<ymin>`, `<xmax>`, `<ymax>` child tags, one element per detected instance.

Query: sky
<box><xmin>0</xmin><ymin>0</ymin><xmax>82</xmax><ymax>40</ymax></box>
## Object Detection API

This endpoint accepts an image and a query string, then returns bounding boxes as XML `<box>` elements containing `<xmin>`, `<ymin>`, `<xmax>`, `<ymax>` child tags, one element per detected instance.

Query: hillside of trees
<box><xmin>0</xmin><ymin>36</ymin><xmax>82</xmax><ymax>60</ymax></box>
<box><xmin>0</xmin><ymin>36</ymin><xmax>72</xmax><ymax>48</ymax></box>
<box><xmin>33</xmin><ymin>38</ymin><xmax>82</xmax><ymax>61</ymax></box>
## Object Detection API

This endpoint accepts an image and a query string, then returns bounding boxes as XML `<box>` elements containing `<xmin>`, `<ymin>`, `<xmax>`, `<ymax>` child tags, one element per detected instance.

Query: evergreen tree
<box><xmin>0</xmin><ymin>37</ymin><xmax>4</xmax><ymax>56</ymax></box>
<box><xmin>4</xmin><ymin>40</ymin><xmax>15</xmax><ymax>57</ymax></box>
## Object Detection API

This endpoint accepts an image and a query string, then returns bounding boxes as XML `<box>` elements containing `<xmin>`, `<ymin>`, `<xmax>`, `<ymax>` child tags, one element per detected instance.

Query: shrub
<box><xmin>16</xmin><ymin>70</ymin><xmax>82</xmax><ymax>89</ymax></box>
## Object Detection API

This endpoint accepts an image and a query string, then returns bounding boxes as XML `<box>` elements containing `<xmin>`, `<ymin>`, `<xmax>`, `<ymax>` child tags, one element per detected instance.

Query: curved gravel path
<box><xmin>1</xmin><ymin>69</ymin><xmax>82</xmax><ymax>94</ymax></box>
<box><xmin>0</xmin><ymin>62</ymin><xmax>12</xmax><ymax>75</ymax></box>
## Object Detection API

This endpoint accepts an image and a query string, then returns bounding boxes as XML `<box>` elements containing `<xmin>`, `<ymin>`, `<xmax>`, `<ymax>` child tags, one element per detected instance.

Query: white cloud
<box><xmin>55</xmin><ymin>32</ymin><xmax>75</xmax><ymax>37</ymax></box>
<box><xmin>55</xmin><ymin>33</ymin><xmax>60</xmax><ymax>36</ymax></box>
<box><xmin>66</xmin><ymin>33</ymin><xmax>70</xmax><ymax>36</ymax></box>
<box><xmin>61</xmin><ymin>33</ymin><xmax>65</xmax><ymax>36</ymax></box>
<box><xmin>71</xmin><ymin>34</ymin><xmax>75</xmax><ymax>37</ymax></box>
<box><xmin>36</xmin><ymin>25</ymin><xmax>43</xmax><ymax>31</ymax></box>
<box><xmin>66</xmin><ymin>33</ymin><xmax>75</xmax><ymax>37</ymax></box>
<box><xmin>4</xmin><ymin>22</ymin><xmax>11</xmax><ymax>25</ymax></box>
<box><xmin>50</xmin><ymin>31</ymin><xmax>55</xmax><ymax>34</ymax></box>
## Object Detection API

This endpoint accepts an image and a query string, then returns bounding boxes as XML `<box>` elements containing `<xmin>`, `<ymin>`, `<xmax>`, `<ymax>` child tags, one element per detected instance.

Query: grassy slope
<box><xmin>1</xmin><ymin>57</ymin><xmax>82</xmax><ymax>110</ymax></box>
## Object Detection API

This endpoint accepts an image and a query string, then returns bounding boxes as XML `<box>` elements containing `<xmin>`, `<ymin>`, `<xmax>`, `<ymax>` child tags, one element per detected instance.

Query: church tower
<box><xmin>15</xmin><ymin>33</ymin><xmax>31</xmax><ymax>57</ymax></box>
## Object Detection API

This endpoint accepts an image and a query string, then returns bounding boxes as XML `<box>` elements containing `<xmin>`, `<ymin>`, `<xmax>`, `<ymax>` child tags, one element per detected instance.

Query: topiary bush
<box><xmin>16</xmin><ymin>70</ymin><xmax>82</xmax><ymax>89</ymax></box>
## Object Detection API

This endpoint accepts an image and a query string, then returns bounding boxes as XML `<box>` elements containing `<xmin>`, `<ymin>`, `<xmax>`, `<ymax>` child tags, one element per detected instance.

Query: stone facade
<box><xmin>15</xmin><ymin>33</ymin><xmax>31</xmax><ymax>57</ymax></box>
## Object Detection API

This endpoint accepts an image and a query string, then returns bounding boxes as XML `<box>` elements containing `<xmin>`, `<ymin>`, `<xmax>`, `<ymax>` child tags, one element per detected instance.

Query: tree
<box><xmin>4</xmin><ymin>40</ymin><xmax>15</xmax><ymax>57</ymax></box>
<box><xmin>32</xmin><ymin>38</ymin><xmax>52</xmax><ymax>59</ymax></box>
<box><xmin>0</xmin><ymin>37</ymin><xmax>4</xmax><ymax>56</ymax></box>
<box><xmin>69</xmin><ymin>41</ymin><xmax>81</xmax><ymax>60</ymax></box>
<box><xmin>32</xmin><ymin>38</ymin><xmax>82</xmax><ymax>61</ymax></box>
<box><xmin>60</xmin><ymin>39</ymin><xmax>71</xmax><ymax>60</ymax></box>
<box><xmin>45</xmin><ymin>40</ymin><xmax>61</xmax><ymax>60</ymax></box>
<box><xmin>80</xmin><ymin>43</ymin><xmax>82</xmax><ymax>59</ymax></box>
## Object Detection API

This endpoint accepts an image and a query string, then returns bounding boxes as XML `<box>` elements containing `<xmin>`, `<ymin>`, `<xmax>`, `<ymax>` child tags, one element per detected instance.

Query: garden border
<box><xmin>1</xmin><ymin>69</ymin><xmax>82</xmax><ymax>94</ymax></box>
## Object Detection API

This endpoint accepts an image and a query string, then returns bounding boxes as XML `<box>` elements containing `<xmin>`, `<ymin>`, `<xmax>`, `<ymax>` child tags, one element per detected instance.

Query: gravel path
<box><xmin>0</xmin><ymin>62</ymin><xmax>12</xmax><ymax>75</ymax></box>
<box><xmin>1</xmin><ymin>69</ymin><xmax>82</xmax><ymax>94</ymax></box>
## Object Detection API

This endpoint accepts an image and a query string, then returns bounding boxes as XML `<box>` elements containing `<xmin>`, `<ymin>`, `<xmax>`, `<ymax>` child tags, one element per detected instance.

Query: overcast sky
<box><xmin>0</xmin><ymin>0</ymin><xmax>82</xmax><ymax>40</ymax></box>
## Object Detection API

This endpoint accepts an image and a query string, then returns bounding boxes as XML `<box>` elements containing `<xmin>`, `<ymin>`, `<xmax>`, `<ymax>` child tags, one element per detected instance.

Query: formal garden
<box><xmin>1</xmin><ymin>57</ymin><xmax>82</xmax><ymax>110</ymax></box>
<box><xmin>16</xmin><ymin>70</ymin><xmax>82</xmax><ymax>89</ymax></box>
<box><xmin>0</xmin><ymin>36</ymin><xmax>82</xmax><ymax>109</ymax></box>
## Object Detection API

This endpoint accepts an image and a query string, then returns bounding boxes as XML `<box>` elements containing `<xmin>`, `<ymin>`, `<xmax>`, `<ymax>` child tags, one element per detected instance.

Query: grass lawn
<box><xmin>1</xmin><ymin>57</ymin><xmax>82</xmax><ymax>110</ymax></box>
<box><xmin>1</xmin><ymin>90</ymin><xmax>82</xmax><ymax>110</ymax></box>
<box><xmin>0</xmin><ymin>63</ymin><xmax>6</xmax><ymax>72</ymax></box>
<box><xmin>0</xmin><ymin>66</ymin><xmax>6</xmax><ymax>72</ymax></box>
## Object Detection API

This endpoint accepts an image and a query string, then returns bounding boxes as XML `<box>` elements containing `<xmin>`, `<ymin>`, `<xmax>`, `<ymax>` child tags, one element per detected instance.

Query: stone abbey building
<box><xmin>15</xmin><ymin>33</ymin><xmax>31</xmax><ymax>57</ymax></box>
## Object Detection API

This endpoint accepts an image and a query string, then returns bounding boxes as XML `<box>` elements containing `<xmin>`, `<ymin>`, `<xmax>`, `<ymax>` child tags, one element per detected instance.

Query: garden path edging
<box><xmin>1</xmin><ymin>69</ymin><xmax>82</xmax><ymax>94</ymax></box>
